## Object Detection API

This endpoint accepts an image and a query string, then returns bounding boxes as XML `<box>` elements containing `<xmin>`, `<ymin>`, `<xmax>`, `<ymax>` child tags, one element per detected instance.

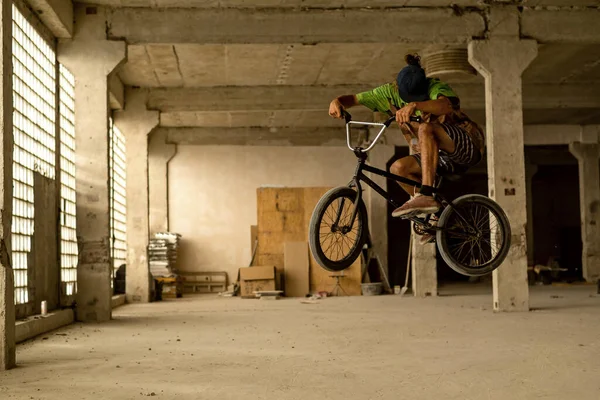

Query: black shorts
<box><xmin>412</xmin><ymin>123</ymin><xmax>481</xmax><ymax>176</ymax></box>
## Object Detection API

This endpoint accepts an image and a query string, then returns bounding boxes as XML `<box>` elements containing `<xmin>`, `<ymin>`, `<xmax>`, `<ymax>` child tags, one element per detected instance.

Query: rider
<box><xmin>328</xmin><ymin>54</ymin><xmax>484</xmax><ymax>225</ymax></box>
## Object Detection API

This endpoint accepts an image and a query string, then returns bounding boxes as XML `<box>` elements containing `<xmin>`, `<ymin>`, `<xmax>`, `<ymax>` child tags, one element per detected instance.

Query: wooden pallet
<box><xmin>179</xmin><ymin>271</ymin><xmax>227</xmax><ymax>293</ymax></box>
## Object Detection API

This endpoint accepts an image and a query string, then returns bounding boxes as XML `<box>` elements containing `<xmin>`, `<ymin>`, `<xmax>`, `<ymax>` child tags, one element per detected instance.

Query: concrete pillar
<box><xmin>411</xmin><ymin>233</ymin><xmax>437</xmax><ymax>297</ymax></box>
<box><xmin>114</xmin><ymin>88</ymin><xmax>159</xmax><ymax>303</ymax></box>
<box><xmin>149</xmin><ymin>130</ymin><xmax>177</xmax><ymax>234</ymax></box>
<box><xmin>366</xmin><ymin>145</ymin><xmax>394</xmax><ymax>282</ymax></box>
<box><xmin>468</xmin><ymin>7</ymin><xmax>537</xmax><ymax>312</ymax></box>
<box><xmin>0</xmin><ymin>0</ymin><xmax>16</xmax><ymax>370</ymax></box>
<box><xmin>568</xmin><ymin>141</ymin><xmax>600</xmax><ymax>283</ymax></box>
<box><xmin>525</xmin><ymin>162</ymin><xmax>538</xmax><ymax>266</ymax></box>
<box><xmin>410</xmin><ymin>143</ymin><xmax>437</xmax><ymax>297</ymax></box>
<box><xmin>58</xmin><ymin>5</ymin><xmax>126</xmax><ymax>322</ymax></box>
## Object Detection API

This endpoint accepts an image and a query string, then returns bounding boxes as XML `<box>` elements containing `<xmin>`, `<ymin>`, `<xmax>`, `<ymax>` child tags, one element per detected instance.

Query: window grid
<box><xmin>11</xmin><ymin>4</ymin><xmax>56</xmax><ymax>305</ymax></box>
<box><xmin>109</xmin><ymin>119</ymin><xmax>127</xmax><ymax>287</ymax></box>
<box><xmin>59</xmin><ymin>64</ymin><xmax>77</xmax><ymax>297</ymax></box>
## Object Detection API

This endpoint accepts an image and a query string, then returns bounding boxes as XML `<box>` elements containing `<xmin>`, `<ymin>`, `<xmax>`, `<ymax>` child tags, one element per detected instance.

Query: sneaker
<box><xmin>392</xmin><ymin>194</ymin><xmax>440</xmax><ymax>218</ymax></box>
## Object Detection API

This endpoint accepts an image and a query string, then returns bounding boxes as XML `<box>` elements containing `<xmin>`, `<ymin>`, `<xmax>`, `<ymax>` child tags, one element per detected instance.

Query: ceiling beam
<box><xmin>107</xmin><ymin>7</ymin><xmax>600</xmax><ymax>45</ymax></box>
<box><xmin>147</xmin><ymin>83</ymin><xmax>600</xmax><ymax>112</ymax></box>
<box><xmin>159</xmin><ymin>125</ymin><xmax>595</xmax><ymax>147</ymax></box>
<box><xmin>521</xmin><ymin>9</ymin><xmax>600</xmax><ymax>44</ymax></box>
<box><xmin>109</xmin><ymin>73</ymin><xmax>125</xmax><ymax>110</ymax></box>
<box><xmin>147</xmin><ymin>85</ymin><xmax>371</xmax><ymax>112</ymax></box>
<box><xmin>107</xmin><ymin>7</ymin><xmax>485</xmax><ymax>44</ymax></box>
<box><xmin>26</xmin><ymin>0</ymin><xmax>73</xmax><ymax>38</ymax></box>
<box><xmin>162</xmin><ymin>126</ymin><xmax>368</xmax><ymax>146</ymax></box>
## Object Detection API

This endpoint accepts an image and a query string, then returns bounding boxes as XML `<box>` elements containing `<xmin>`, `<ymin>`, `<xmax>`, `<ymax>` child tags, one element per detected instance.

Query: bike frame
<box><xmin>341</xmin><ymin>112</ymin><xmax>451</xmax><ymax>230</ymax></box>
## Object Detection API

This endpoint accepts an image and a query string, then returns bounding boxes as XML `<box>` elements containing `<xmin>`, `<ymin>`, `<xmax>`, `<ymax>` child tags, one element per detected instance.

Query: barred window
<box><xmin>59</xmin><ymin>64</ymin><xmax>77</xmax><ymax>299</ymax></box>
<box><xmin>11</xmin><ymin>4</ymin><xmax>56</xmax><ymax>305</ymax></box>
<box><xmin>109</xmin><ymin>118</ymin><xmax>126</xmax><ymax>288</ymax></box>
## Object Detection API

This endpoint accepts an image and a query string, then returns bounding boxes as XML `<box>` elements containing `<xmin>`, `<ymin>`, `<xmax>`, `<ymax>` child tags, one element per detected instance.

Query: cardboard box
<box><xmin>239</xmin><ymin>266</ymin><xmax>276</xmax><ymax>298</ymax></box>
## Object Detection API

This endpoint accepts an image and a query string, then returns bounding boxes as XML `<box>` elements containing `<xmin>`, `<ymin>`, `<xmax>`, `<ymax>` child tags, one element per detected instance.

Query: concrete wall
<box><xmin>32</xmin><ymin>173</ymin><xmax>59</xmax><ymax>315</ymax></box>
<box><xmin>168</xmin><ymin>145</ymin><xmax>358</xmax><ymax>282</ymax></box>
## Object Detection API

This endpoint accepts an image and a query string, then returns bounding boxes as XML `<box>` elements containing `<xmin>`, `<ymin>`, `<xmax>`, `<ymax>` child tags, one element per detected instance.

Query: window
<box><xmin>109</xmin><ymin>118</ymin><xmax>126</xmax><ymax>288</ymax></box>
<box><xmin>59</xmin><ymin>64</ymin><xmax>77</xmax><ymax>299</ymax></box>
<box><xmin>11</xmin><ymin>4</ymin><xmax>56</xmax><ymax>306</ymax></box>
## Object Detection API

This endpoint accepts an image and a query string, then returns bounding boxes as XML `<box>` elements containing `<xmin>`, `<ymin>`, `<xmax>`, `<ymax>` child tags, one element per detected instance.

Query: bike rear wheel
<box><xmin>437</xmin><ymin>194</ymin><xmax>511</xmax><ymax>276</ymax></box>
<box><xmin>309</xmin><ymin>187</ymin><xmax>368</xmax><ymax>272</ymax></box>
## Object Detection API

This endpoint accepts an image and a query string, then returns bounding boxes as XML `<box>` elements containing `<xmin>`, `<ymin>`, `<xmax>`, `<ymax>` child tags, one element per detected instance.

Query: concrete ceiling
<box><xmin>160</xmin><ymin>108</ymin><xmax>377</xmax><ymax>128</ymax></box>
<box><xmin>117</xmin><ymin>42</ymin><xmax>600</xmax><ymax>127</ymax></box>
<box><xmin>105</xmin><ymin>2</ymin><xmax>600</xmax><ymax>131</ymax></box>
<box><xmin>120</xmin><ymin>42</ymin><xmax>600</xmax><ymax>88</ymax></box>
<box><xmin>74</xmin><ymin>0</ymin><xmax>483</xmax><ymax>8</ymax></box>
<box><xmin>76</xmin><ymin>0</ymin><xmax>600</xmax><ymax>7</ymax></box>
<box><xmin>119</xmin><ymin>43</ymin><xmax>439</xmax><ymax>88</ymax></box>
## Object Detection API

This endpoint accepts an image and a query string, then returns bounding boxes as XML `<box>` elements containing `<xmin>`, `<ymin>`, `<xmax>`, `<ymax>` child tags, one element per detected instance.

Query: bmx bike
<box><xmin>308</xmin><ymin>112</ymin><xmax>511</xmax><ymax>277</ymax></box>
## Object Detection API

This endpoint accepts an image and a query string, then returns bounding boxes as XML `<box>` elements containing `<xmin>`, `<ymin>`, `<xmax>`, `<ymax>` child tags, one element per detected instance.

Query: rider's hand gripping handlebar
<box><xmin>342</xmin><ymin>110</ymin><xmax>422</xmax><ymax>152</ymax></box>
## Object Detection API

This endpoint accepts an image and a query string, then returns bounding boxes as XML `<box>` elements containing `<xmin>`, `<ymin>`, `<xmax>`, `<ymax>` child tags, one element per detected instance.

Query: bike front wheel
<box><xmin>437</xmin><ymin>194</ymin><xmax>511</xmax><ymax>276</ymax></box>
<box><xmin>309</xmin><ymin>187</ymin><xmax>368</xmax><ymax>272</ymax></box>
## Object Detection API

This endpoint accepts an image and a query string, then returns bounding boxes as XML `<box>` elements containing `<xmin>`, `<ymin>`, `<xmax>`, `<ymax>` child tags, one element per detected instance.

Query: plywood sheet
<box><xmin>284</xmin><ymin>242</ymin><xmax>310</xmax><ymax>297</ymax></box>
<box><xmin>250</xmin><ymin>224</ymin><xmax>258</xmax><ymax>265</ymax></box>
<box><xmin>256</xmin><ymin>186</ymin><xmax>362</xmax><ymax>296</ymax></box>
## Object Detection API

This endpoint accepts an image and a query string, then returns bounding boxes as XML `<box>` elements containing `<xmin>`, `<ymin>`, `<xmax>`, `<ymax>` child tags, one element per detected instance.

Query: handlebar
<box><xmin>341</xmin><ymin>110</ymin><xmax>422</xmax><ymax>125</ymax></box>
<box><xmin>341</xmin><ymin>110</ymin><xmax>422</xmax><ymax>152</ymax></box>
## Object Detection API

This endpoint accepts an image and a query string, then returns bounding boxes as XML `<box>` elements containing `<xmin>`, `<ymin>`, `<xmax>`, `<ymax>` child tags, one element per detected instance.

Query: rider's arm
<box><xmin>336</xmin><ymin>95</ymin><xmax>359</xmax><ymax>108</ymax></box>
<box><xmin>329</xmin><ymin>95</ymin><xmax>359</xmax><ymax>118</ymax></box>
<box><xmin>412</xmin><ymin>95</ymin><xmax>454</xmax><ymax>116</ymax></box>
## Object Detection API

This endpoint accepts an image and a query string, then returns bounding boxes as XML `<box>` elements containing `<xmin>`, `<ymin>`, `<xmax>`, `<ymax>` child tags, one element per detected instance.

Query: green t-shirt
<box><xmin>356</xmin><ymin>79</ymin><xmax>458</xmax><ymax>115</ymax></box>
<box><xmin>356</xmin><ymin>79</ymin><xmax>486</xmax><ymax>155</ymax></box>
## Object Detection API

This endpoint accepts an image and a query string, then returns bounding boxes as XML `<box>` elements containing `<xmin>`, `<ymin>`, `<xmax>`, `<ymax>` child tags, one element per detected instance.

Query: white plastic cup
<box><xmin>394</xmin><ymin>286</ymin><xmax>401</xmax><ymax>295</ymax></box>
<box><xmin>41</xmin><ymin>300</ymin><xmax>47</xmax><ymax>316</ymax></box>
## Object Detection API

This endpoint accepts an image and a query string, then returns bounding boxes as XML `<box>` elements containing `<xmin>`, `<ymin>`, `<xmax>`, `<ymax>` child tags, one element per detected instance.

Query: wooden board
<box><xmin>250</xmin><ymin>225</ymin><xmax>258</xmax><ymax>266</ymax></box>
<box><xmin>256</xmin><ymin>187</ymin><xmax>362</xmax><ymax>296</ymax></box>
<box><xmin>256</xmin><ymin>187</ymin><xmax>306</xmax><ymax>289</ymax></box>
<box><xmin>284</xmin><ymin>242</ymin><xmax>310</xmax><ymax>297</ymax></box>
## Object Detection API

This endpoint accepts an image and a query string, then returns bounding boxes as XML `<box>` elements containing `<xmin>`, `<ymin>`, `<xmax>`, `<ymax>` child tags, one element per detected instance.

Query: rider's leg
<box><xmin>392</xmin><ymin>123</ymin><xmax>456</xmax><ymax>218</ymax></box>
<box><xmin>390</xmin><ymin>156</ymin><xmax>422</xmax><ymax>196</ymax></box>
<box><xmin>418</xmin><ymin>123</ymin><xmax>456</xmax><ymax>188</ymax></box>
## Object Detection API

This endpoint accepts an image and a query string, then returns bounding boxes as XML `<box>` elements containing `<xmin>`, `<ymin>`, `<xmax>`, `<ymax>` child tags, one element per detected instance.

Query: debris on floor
<box><xmin>255</xmin><ymin>290</ymin><xmax>283</xmax><ymax>300</ymax></box>
<box><xmin>300</xmin><ymin>292</ymin><xmax>328</xmax><ymax>304</ymax></box>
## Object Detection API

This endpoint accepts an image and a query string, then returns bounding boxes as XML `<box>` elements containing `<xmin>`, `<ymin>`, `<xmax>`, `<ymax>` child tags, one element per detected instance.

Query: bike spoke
<box><xmin>481</xmin><ymin>237</ymin><xmax>502</xmax><ymax>253</ymax></box>
<box><xmin>322</xmin><ymin>234</ymin><xmax>337</xmax><ymax>256</ymax></box>
<box><xmin>317</xmin><ymin>193</ymin><xmax>363</xmax><ymax>263</ymax></box>
<box><xmin>335</xmin><ymin>235</ymin><xmax>343</xmax><ymax>261</ymax></box>
<box><xmin>324</xmin><ymin>200</ymin><xmax>336</xmax><ymax>223</ymax></box>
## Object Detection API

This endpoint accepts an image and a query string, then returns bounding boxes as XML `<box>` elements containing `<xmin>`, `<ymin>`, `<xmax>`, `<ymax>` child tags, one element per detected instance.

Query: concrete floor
<box><xmin>1</xmin><ymin>285</ymin><xmax>599</xmax><ymax>400</ymax></box>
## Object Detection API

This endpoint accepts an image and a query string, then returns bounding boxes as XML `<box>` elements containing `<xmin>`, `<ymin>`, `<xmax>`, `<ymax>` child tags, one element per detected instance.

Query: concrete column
<box><xmin>0</xmin><ymin>0</ymin><xmax>16</xmax><ymax>370</ymax></box>
<box><xmin>366</xmin><ymin>145</ymin><xmax>394</xmax><ymax>282</ymax></box>
<box><xmin>525</xmin><ymin>162</ymin><xmax>538</xmax><ymax>266</ymax></box>
<box><xmin>468</xmin><ymin>8</ymin><xmax>537</xmax><ymax>311</ymax></box>
<box><xmin>404</xmin><ymin>123</ymin><xmax>438</xmax><ymax>297</ymax></box>
<box><xmin>114</xmin><ymin>88</ymin><xmax>159</xmax><ymax>303</ymax></box>
<box><xmin>58</xmin><ymin>5</ymin><xmax>126</xmax><ymax>322</ymax></box>
<box><xmin>568</xmin><ymin>141</ymin><xmax>600</xmax><ymax>283</ymax></box>
<box><xmin>149</xmin><ymin>130</ymin><xmax>177</xmax><ymax>234</ymax></box>
<box><xmin>411</xmin><ymin>233</ymin><xmax>437</xmax><ymax>297</ymax></box>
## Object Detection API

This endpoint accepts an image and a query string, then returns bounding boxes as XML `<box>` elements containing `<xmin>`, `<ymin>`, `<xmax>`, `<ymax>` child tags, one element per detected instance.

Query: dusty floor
<box><xmin>1</xmin><ymin>284</ymin><xmax>599</xmax><ymax>400</ymax></box>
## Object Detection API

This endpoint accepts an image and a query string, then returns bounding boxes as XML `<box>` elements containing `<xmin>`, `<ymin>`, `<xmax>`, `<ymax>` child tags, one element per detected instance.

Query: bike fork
<box><xmin>334</xmin><ymin>177</ymin><xmax>362</xmax><ymax>230</ymax></box>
